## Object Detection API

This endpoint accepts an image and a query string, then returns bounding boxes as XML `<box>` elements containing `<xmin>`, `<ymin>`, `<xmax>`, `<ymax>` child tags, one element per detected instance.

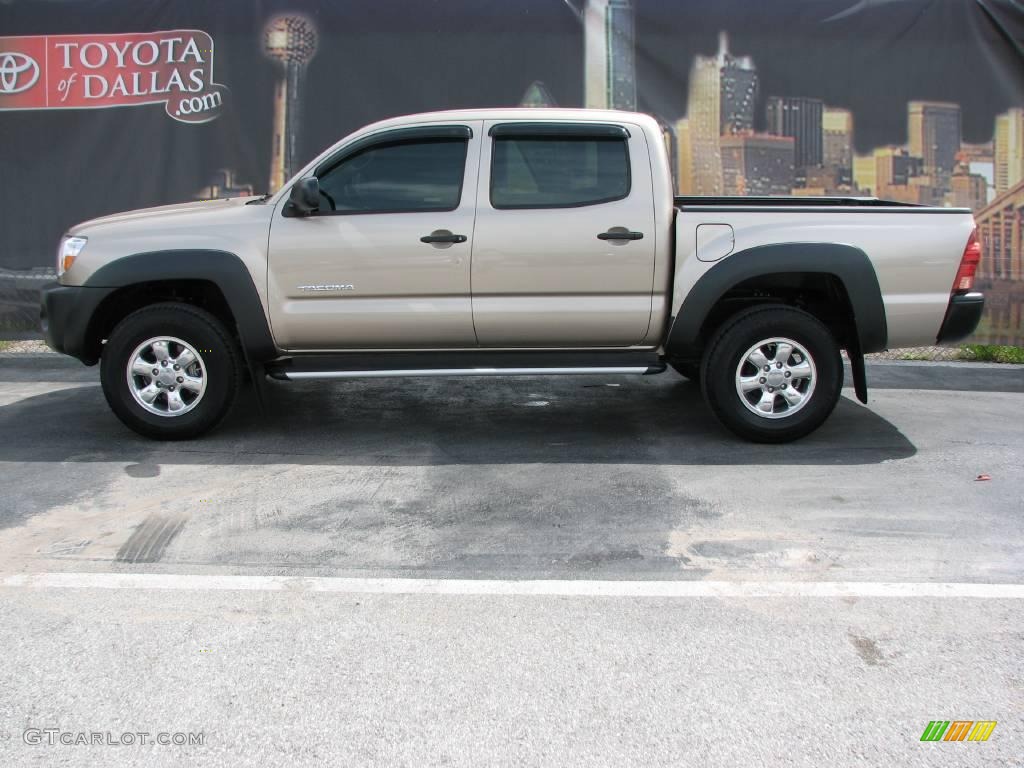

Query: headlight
<box><xmin>57</xmin><ymin>236</ymin><xmax>87</xmax><ymax>276</ymax></box>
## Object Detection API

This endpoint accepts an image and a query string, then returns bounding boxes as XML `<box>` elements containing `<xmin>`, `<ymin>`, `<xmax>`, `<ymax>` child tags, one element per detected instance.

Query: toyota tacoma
<box><xmin>40</xmin><ymin>109</ymin><xmax>985</xmax><ymax>442</ymax></box>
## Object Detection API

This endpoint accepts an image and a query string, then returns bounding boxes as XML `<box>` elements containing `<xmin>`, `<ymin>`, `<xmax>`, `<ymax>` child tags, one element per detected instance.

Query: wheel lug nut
<box><xmin>161</xmin><ymin>360</ymin><xmax>167</xmax><ymax>366</ymax></box>
<box><xmin>152</xmin><ymin>369</ymin><xmax>159</xmax><ymax>376</ymax></box>
<box><xmin>785</xmin><ymin>371</ymin><xmax>791</xmax><ymax>378</ymax></box>
<box><xmin>776</xmin><ymin>362</ymin><xmax>783</xmax><ymax>368</ymax></box>
<box><xmin>156</xmin><ymin>382</ymin><xmax>162</xmax><ymax>388</ymax></box>
<box><xmin>168</xmin><ymin>386</ymin><xmax>175</xmax><ymax>391</ymax></box>
<box><xmin>177</xmin><ymin>376</ymin><xmax>184</xmax><ymax>383</ymax></box>
<box><xmin>768</xmin><ymin>387</ymin><xmax>774</xmax><ymax>392</ymax></box>
<box><xmin>763</xmin><ymin>365</ymin><xmax>770</xmax><ymax>372</ymax></box>
<box><xmin>759</xmin><ymin>377</ymin><xmax>766</xmax><ymax>384</ymax></box>
<box><xmin>173</xmin><ymin>364</ymin><xmax>180</xmax><ymax>371</ymax></box>
<box><xmin>782</xmin><ymin>384</ymin><xmax>787</xmax><ymax>389</ymax></box>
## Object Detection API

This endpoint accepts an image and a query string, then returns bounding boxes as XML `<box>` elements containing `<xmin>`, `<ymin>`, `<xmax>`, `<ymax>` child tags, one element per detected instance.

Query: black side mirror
<box><xmin>287</xmin><ymin>177</ymin><xmax>320</xmax><ymax>216</ymax></box>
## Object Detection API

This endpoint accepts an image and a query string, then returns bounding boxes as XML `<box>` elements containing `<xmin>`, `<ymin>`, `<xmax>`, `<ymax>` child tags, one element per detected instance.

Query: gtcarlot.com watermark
<box><xmin>23</xmin><ymin>728</ymin><xmax>204</xmax><ymax>747</ymax></box>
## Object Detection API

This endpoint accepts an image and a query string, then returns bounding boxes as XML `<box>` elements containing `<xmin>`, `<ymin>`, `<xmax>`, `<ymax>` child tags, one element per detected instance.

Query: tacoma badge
<box><xmin>297</xmin><ymin>284</ymin><xmax>354</xmax><ymax>292</ymax></box>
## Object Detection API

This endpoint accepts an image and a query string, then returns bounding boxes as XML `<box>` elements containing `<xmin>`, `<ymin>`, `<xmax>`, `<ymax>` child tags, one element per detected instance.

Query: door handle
<box><xmin>597</xmin><ymin>230</ymin><xmax>644</xmax><ymax>241</ymax></box>
<box><xmin>420</xmin><ymin>233</ymin><xmax>467</xmax><ymax>244</ymax></box>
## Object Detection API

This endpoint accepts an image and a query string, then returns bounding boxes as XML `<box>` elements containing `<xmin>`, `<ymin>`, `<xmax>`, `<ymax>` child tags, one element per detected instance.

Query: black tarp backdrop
<box><xmin>1</xmin><ymin>0</ymin><xmax>1022</xmax><ymax>343</ymax></box>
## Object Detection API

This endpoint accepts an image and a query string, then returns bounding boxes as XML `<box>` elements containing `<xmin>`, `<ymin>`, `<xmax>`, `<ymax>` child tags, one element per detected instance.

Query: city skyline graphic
<box><xmin>0</xmin><ymin>0</ymin><xmax>1020</xmax><ymax>346</ymax></box>
<box><xmin>208</xmin><ymin>1</ymin><xmax>1023</xmax><ymax>224</ymax></box>
<box><xmin>159</xmin><ymin>2</ymin><xmax>1024</xmax><ymax>347</ymax></box>
<box><xmin>234</xmin><ymin>1</ymin><xmax>1024</xmax><ymax>216</ymax></box>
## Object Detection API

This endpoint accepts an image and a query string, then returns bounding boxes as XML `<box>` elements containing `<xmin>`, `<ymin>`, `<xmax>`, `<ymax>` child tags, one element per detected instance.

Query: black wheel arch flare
<box><xmin>83</xmin><ymin>249</ymin><xmax>277</xmax><ymax>364</ymax></box>
<box><xmin>665</xmin><ymin>243</ymin><xmax>889</xmax><ymax>359</ymax></box>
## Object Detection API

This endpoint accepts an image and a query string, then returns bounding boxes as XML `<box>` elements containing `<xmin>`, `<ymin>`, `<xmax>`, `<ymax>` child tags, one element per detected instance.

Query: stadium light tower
<box><xmin>263</xmin><ymin>14</ymin><xmax>319</xmax><ymax>193</ymax></box>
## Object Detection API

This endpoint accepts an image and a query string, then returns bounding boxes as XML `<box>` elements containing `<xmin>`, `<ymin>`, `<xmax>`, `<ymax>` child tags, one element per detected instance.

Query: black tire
<box><xmin>100</xmin><ymin>303</ymin><xmax>243</xmax><ymax>440</ymax></box>
<box><xmin>669</xmin><ymin>362</ymin><xmax>700</xmax><ymax>380</ymax></box>
<box><xmin>700</xmin><ymin>305</ymin><xmax>842</xmax><ymax>443</ymax></box>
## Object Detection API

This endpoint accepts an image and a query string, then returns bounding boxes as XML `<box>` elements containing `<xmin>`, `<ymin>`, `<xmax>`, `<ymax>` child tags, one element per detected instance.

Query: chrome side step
<box><xmin>265</xmin><ymin>350</ymin><xmax>666</xmax><ymax>381</ymax></box>
<box><xmin>276</xmin><ymin>366</ymin><xmax>660</xmax><ymax>381</ymax></box>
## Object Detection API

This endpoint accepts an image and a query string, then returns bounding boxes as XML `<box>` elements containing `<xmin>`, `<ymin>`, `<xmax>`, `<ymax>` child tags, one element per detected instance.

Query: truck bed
<box><xmin>671</xmin><ymin>197</ymin><xmax>976</xmax><ymax>349</ymax></box>
<box><xmin>674</xmin><ymin>196</ymin><xmax>965</xmax><ymax>210</ymax></box>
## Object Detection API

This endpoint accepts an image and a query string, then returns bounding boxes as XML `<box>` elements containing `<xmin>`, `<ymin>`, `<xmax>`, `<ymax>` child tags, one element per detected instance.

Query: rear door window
<box><xmin>490</xmin><ymin>136</ymin><xmax>630</xmax><ymax>209</ymax></box>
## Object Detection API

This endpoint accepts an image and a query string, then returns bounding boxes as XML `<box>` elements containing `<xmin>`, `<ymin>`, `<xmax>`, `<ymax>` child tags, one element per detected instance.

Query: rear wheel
<box><xmin>100</xmin><ymin>303</ymin><xmax>243</xmax><ymax>440</ymax></box>
<box><xmin>701</xmin><ymin>306</ymin><xmax>842</xmax><ymax>443</ymax></box>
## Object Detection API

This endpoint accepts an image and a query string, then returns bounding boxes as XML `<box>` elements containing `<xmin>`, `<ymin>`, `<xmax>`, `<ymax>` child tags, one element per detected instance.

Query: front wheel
<box><xmin>100</xmin><ymin>303</ymin><xmax>243</xmax><ymax>440</ymax></box>
<box><xmin>701</xmin><ymin>306</ymin><xmax>843</xmax><ymax>443</ymax></box>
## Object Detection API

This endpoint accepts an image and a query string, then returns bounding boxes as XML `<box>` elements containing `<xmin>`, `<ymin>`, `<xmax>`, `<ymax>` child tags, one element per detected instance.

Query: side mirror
<box><xmin>287</xmin><ymin>177</ymin><xmax>320</xmax><ymax>216</ymax></box>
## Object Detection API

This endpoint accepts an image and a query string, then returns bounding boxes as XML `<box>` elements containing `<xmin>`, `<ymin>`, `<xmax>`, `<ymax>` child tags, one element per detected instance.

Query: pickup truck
<box><xmin>40</xmin><ymin>108</ymin><xmax>984</xmax><ymax>443</ymax></box>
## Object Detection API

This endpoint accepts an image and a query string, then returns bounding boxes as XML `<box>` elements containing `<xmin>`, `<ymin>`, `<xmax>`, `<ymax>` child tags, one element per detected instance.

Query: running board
<box><xmin>275</xmin><ymin>366</ymin><xmax>660</xmax><ymax>380</ymax></box>
<box><xmin>266</xmin><ymin>351</ymin><xmax>666</xmax><ymax>381</ymax></box>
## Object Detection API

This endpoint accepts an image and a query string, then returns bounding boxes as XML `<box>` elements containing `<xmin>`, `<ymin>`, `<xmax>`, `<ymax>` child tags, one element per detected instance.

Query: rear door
<box><xmin>471</xmin><ymin>121</ymin><xmax>656</xmax><ymax>346</ymax></box>
<box><xmin>268</xmin><ymin>122</ymin><xmax>482</xmax><ymax>350</ymax></box>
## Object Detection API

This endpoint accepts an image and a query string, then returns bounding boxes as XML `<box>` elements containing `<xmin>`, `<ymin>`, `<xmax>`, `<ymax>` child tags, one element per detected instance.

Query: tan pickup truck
<box><xmin>41</xmin><ymin>109</ymin><xmax>984</xmax><ymax>442</ymax></box>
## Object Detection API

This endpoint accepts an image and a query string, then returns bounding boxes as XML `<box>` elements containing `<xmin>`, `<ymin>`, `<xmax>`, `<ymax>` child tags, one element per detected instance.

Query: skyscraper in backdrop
<box><xmin>908</xmin><ymin>101</ymin><xmax>961</xmax><ymax>193</ymax></box>
<box><xmin>679</xmin><ymin>32</ymin><xmax>762</xmax><ymax>195</ymax></box>
<box><xmin>718</xmin><ymin>32</ymin><xmax>757</xmax><ymax>135</ymax></box>
<box><xmin>949</xmin><ymin>162</ymin><xmax>989</xmax><ymax>211</ymax></box>
<box><xmin>583</xmin><ymin>0</ymin><xmax>636</xmax><ymax>111</ymax></box>
<box><xmin>685</xmin><ymin>49</ymin><xmax>723</xmax><ymax>195</ymax></box>
<box><xmin>520</xmin><ymin>81</ymin><xmax>557</xmax><ymax>107</ymax></box>
<box><xmin>720</xmin><ymin>135</ymin><xmax>795</xmax><ymax>195</ymax></box>
<box><xmin>823</xmin><ymin>108</ymin><xmax>854</xmax><ymax>189</ymax></box>
<box><xmin>994</xmin><ymin>108</ymin><xmax>1024</xmax><ymax>195</ymax></box>
<box><xmin>766</xmin><ymin>96</ymin><xmax>823</xmax><ymax>186</ymax></box>
<box><xmin>674</xmin><ymin>118</ymin><xmax>694</xmax><ymax>194</ymax></box>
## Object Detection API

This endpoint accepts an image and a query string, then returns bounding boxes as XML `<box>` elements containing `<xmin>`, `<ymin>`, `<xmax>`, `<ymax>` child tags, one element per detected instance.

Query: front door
<box><xmin>268</xmin><ymin>122</ymin><xmax>482</xmax><ymax>350</ymax></box>
<box><xmin>470</xmin><ymin>120</ymin><xmax>656</xmax><ymax>347</ymax></box>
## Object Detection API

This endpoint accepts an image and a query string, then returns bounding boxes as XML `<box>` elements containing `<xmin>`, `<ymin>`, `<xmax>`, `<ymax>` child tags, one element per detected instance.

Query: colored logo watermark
<box><xmin>0</xmin><ymin>31</ymin><xmax>227</xmax><ymax>123</ymax></box>
<box><xmin>920</xmin><ymin>721</ymin><xmax>997</xmax><ymax>742</ymax></box>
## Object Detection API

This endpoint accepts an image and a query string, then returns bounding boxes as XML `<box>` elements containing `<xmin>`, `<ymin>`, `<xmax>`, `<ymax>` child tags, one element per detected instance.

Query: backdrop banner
<box><xmin>1</xmin><ymin>0</ymin><xmax>1022</xmax><ymax>346</ymax></box>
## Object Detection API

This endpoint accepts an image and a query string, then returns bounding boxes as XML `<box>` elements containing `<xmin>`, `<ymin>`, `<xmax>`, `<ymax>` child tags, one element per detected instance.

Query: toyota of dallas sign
<box><xmin>0</xmin><ymin>30</ymin><xmax>227</xmax><ymax>123</ymax></box>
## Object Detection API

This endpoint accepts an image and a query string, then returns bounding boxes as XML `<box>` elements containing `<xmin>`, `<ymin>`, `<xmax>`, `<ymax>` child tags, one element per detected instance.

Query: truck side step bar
<box><xmin>275</xmin><ymin>366</ymin><xmax>663</xmax><ymax>380</ymax></box>
<box><xmin>266</xmin><ymin>351</ymin><xmax>666</xmax><ymax>381</ymax></box>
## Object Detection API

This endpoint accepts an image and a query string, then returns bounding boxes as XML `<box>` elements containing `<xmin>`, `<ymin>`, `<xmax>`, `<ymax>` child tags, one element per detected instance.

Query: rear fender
<box><xmin>665</xmin><ymin>243</ymin><xmax>888</xmax><ymax>357</ymax></box>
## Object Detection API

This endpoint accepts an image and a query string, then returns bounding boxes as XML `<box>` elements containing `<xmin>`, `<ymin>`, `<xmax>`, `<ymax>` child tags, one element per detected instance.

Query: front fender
<box><xmin>83</xmin><ymin>249</ymin><xmax>276</xmax><ymax>363</ymax></box>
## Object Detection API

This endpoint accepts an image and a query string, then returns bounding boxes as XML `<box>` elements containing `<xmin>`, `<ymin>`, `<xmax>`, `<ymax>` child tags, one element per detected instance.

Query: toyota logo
<box><xmin>0</xmin><ymin>52</ymin><xmax>40</xmax><ymax>95</ymax></box>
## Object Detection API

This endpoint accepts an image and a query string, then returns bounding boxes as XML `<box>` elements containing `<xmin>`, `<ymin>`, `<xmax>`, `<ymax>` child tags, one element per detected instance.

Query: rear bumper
<box><xmin>936</xmin><ymin>291</ymin><xmax>984</xmax><ymax>345</ymax></box>
<box><xmin>39</xmin><ymin>282</ymin><xmax>113</xmax><ymax>365</ymax></box>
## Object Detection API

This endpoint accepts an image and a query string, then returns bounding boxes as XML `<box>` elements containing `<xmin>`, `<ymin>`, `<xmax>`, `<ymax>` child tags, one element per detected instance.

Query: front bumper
<box><xmin>936</xmin><ymin>291</ymin><xmax>984</xmax><ymax>345</ymax></box>
<box><xmin>39</xmin><ymin>282</ymin><xmax>114</xmax><ymax>365</ymax></box>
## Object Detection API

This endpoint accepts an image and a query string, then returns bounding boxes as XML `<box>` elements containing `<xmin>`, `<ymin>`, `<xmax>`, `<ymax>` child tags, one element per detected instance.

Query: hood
<box><xmin>69</xmin><ymin>196</ymin><xmax>261</xmax><ymax>235</ymax></box>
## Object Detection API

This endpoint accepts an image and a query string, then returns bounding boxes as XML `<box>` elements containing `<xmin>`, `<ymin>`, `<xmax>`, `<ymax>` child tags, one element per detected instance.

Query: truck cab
<box><xmin>266</xmin><ymin>112</ymin><xmax>672</xmax><ymax>350</ymax></box>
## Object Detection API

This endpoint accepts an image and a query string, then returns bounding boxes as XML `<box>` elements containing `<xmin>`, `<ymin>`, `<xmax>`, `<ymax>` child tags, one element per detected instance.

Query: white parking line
<box><xmin>2</xmin><ymin>572</ymin><xmax>1023</xmax><ymax>598</ymax></box>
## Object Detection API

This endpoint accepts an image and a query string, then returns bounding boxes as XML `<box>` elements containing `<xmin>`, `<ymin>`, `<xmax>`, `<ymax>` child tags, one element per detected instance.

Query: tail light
<box><xmin>952</xmin><ymin>227</ymin><xmax>981</xmax><ymax>294</ymax></box>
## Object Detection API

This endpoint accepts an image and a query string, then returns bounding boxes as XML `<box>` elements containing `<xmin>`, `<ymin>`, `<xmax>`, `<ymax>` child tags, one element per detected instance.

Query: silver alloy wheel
<box><xmin>735</xmin><ymin>337</ymin><xmax>817</xmax><ymax>420</ymax></box>
<box><xmin>126</xmin><ymin>336</ymin><xmax>207</xmax><ymax>417</ymax></box>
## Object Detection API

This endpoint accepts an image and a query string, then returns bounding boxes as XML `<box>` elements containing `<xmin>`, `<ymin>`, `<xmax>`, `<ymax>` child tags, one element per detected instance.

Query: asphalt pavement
<box><xmin>0</xmin><ymin>354</ymin><xmax>1021</xmax><ymax>767</ymax></box>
